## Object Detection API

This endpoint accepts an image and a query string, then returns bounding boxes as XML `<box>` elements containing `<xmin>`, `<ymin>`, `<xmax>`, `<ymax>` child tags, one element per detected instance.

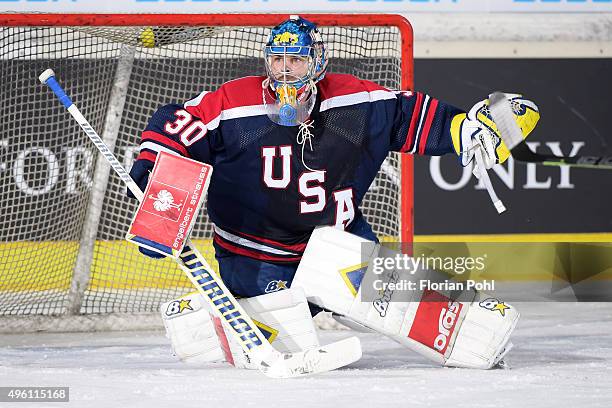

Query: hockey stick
<box><xmin>39</xmin><ymin>69</ymin><xmax>361</xmax><ymax>378</ymax></box>
<box><xmin>488</xmin><ymin>92</ymin><xmax>612</xmax><ymax>170</ymax></box>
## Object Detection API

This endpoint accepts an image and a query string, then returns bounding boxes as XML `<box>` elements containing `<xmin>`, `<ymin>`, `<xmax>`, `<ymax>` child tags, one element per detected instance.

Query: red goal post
<box><xmin>0</xmin><ymin>13</ymin><xmax>413</xmax><ymax>331</ymax></box>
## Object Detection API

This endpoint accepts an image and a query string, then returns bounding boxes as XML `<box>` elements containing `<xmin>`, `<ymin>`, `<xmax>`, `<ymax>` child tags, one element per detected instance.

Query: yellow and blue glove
<box><xmin>451</xmin><ymin>93</ymin><xmax>540</xmax><ymax>172</ymax></box>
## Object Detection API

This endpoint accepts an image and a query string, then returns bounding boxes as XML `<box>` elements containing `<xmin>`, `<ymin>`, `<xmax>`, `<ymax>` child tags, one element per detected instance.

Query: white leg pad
<box><xmin>160</xmin><ymin>292</ymin><xmax>224</xmax><ymax>364</ymax></box>
<box><xmin>161</xmin><ymin>287</ymin><xmax>320</xmax><ymax>369</ymax></box>
<box><xmin>292</xmin><ymin>226</ymin><xmax>519</xmax><ymax>369</ymax></box>
<box><xmin>444</xmin><ymin>294</ymin><xmax>519</xmax><ymax>368</ymax></box>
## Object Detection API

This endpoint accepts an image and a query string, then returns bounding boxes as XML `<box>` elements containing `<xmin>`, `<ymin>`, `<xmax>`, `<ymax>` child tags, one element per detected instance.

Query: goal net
<box><xmin>0</xmin><ymin>14</ymin><xmax>414</xmax><ymax>332</ymax></box>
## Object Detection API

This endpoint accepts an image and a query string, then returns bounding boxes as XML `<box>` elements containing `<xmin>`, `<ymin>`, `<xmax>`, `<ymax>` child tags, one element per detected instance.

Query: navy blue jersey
<box><xmin>136</xmin><ymin>74</ymin><xmax>463</xmax><ymax>262</ymax></box>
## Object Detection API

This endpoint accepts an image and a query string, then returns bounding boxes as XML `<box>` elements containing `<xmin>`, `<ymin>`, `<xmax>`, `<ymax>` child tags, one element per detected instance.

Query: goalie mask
<box><xmin>263</xmin><ymin>16</ymin><xmax>328</xmax><ymax>126</ymax></box>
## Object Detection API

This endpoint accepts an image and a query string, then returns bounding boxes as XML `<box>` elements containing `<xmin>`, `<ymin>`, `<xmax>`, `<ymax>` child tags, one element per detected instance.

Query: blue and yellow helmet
<box><xmin>264</xmin><ymin>15</ymin><xmax>327</xmax><ymax>91</ymax></box>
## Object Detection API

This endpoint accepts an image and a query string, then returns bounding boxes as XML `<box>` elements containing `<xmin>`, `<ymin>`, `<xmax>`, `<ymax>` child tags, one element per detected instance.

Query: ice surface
<box><xmin>1</xmin><ymin>302</ymin><xmax>611</xmax><ymax>408</ymax></box>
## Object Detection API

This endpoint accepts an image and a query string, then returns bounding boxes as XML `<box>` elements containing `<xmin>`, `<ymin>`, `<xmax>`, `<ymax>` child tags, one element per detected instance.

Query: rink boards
<box><xmin>2</xmin><ymin>233</ymin><xmax>612</xmax><ymax>292</ymax></box>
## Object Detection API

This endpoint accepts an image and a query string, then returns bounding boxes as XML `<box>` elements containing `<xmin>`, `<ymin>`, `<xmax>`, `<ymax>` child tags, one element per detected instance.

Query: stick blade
<box><xmin>488</xmin><ymin>92</ymin><xmax>524</xmax><ymax>150</ymax></box>
<box><xmin>262</xmin><ymin>336</ymin><xmax>362</xmax><ymax>378</ymax></box>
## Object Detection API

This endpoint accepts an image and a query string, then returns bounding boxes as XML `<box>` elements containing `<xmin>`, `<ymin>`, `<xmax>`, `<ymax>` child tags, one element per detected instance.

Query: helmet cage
<box><xmin>264</xmin><ymin>45</ymin><xmax>324</xmax><ymax>91</ymax></box>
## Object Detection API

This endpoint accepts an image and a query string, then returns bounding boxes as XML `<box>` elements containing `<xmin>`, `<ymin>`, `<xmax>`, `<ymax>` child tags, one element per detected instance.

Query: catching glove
<box><xmin>451</xmin><ymin>93</ymin><xmax>540</xmax><ymax>174</ymax></box>
<box><xmin>450</xmin><ymin>93</ymin><xmax>539</xmax><ymax>213</ymax></box>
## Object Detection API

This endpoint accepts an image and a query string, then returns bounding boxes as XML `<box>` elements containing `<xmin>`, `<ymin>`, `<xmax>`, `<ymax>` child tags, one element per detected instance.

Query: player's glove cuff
<box><xmin>138</xmin><ymin>245</ymin><xmax>167</xmax><ymax>259</ymax></box>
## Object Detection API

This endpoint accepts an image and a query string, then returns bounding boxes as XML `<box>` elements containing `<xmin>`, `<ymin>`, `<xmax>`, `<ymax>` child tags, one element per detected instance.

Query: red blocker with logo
<box><xmin>126</xmin><ymin>152</ymin><xmax>213</xmax><ymax>258</ymax></box>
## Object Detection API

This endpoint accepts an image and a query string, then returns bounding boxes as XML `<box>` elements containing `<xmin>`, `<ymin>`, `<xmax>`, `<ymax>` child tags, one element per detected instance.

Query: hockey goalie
<box><xmin>127</xmin><ymin>16</ymin><xmax>537</xmax><ymax>371</ymax></box>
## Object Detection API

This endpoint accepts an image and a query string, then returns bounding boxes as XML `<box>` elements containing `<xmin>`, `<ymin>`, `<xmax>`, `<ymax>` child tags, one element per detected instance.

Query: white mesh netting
<box><xmin>0</xmin><ymin>20</ymin><xmax>410</xmax><ymax>332</ymax></box>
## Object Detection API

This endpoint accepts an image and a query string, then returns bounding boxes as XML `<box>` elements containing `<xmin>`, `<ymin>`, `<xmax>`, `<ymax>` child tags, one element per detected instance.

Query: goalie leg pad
<box><xmin>292</xmin><ymin>226</ymin><xmax>519</xmax><ymax>369</ymax></box>
<box><xmin>160</xmin><ymin>292</ymin><xmax>224</xmax><ymax>364</ymax></box>
<box><xmin>443</xmin><ymin>294</ymin><xmax>519</xmax><ymax>368</ymax></box>
<box><xmin>161</xmin><ymin>287</ymin><xmax>320</xmax><ymax>369</ymax></box>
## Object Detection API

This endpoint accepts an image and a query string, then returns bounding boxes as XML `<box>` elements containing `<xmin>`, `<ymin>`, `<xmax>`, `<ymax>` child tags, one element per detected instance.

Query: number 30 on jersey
<box><xmin>164</xmin><ymin>109</ymin><xmax>207</xmax><ymax>146</ymax></box>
